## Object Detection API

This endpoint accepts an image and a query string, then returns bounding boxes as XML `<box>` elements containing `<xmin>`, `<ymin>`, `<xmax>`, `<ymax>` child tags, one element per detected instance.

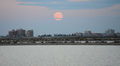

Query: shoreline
<box><xmin>0</xmin><ymin>43</ymin><xmax>120</xmax><ymax>46</ymax></box>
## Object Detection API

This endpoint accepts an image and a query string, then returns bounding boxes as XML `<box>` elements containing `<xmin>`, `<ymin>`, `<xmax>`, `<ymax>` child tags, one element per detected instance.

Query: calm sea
<box><xmin>0</xmin><ymin>45</ymin><xmax>120</xmax><ymax>66</ymax></box>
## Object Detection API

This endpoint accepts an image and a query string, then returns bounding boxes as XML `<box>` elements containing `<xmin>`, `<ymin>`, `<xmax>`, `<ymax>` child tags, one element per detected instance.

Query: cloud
<box><xmin>16</xmin><ymin>0</ymin><xmax>120</xmax><ymax>10</ymax></box>
<box><xmin>16</xmin><ymin>1</ymin><xmax>41</xmax><ymax>5</ymax></box>
<box><xmin>0</xmin><ymin>0</ymin><xmax>120</xmax><ymax>22</ymax></box>
<box><xmin>59</xmin><ymin>4</ymin><xmax>120</xmax><ymax>18</ymax></box>
<box><xmin>68</xmin><ymin>0</ymin><xmax>89</xmax><ymax>2</ymax></box>
<box><xmin>51</xmin><ymin>1</ymin><xmax>57</xmax><ymax>4</ymax></box>
<box><xmin>0</xmin><ymin>0</ymin><xmax>54</xmax><ymax>24</ymax></box>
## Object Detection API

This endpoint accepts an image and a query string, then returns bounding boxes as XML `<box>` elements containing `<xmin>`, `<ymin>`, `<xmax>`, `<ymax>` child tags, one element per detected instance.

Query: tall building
<box><xmin>83</xmin><ymin>30</ymin><xmax>93</xmax><ymax>37</ymax></box>
<box><xmin>26</xmin><ymin>30</ymin><xmax>34</xmax><ymax>37</ymax></box>
<box><xmin>105</xmin><ymin>29</ymin><xmax>115</xmax><ymax>34</ymax></box>
<box><xmin>84</xmin><ymin>31</ymin><xmax>92</xmax><ymax>34</ymax></box>
<box><xmin>105</xmin><ymin>29</ymin><xmax>115</xmax><ymax>37</ymax></box>
<box><xmin>16</xmin><ymin>29</ymin><xmax>26</xmax><ymax>37</ymax></box>
<box><xmin>8</xmin><ymin>29</ymin><xmax>16</xmax><ymax>37</ymax></box>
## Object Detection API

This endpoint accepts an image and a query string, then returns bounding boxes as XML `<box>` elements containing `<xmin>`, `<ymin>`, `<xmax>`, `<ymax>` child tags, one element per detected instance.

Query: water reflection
<box><xmin>0</xmin><ymin>45</ymin><xmax>120</xmax><ymax>66</ymax></box>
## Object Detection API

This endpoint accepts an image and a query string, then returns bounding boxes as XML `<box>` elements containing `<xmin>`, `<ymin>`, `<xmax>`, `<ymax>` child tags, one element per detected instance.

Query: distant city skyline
<box><xmin>0</xmin><ymin>0</ymin><xmax>120</xmax><ymax>36</ymax></box>
<box><xmin>8</xmin><ymin>29</ymin><xmax>33</xmax><ymax>37</ymax></box>
<box><xmin>6</xmin><ymin>28</ymin><xmax>120</xmax><ymax>37</ymax></box>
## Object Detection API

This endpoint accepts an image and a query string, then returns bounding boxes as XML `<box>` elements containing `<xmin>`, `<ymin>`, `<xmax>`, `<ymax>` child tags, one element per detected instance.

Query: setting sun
<box><xmin>54</xmin><ymin>12</ymin><xmax>63</xmax><ymax>21</ymax></box>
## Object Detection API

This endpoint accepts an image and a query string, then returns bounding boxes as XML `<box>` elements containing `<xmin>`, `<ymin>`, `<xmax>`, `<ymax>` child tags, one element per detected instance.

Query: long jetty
<box><xmin>0</xmin><ymin>37</ymin><xmax>120</xmax><ymax>45</ymax></box>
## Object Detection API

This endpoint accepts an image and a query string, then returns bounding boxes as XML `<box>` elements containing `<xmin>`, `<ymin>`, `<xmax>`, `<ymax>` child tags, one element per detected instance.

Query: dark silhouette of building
<box><xmin>105</xmin><ymin>29</ymin><xmax>115</xmax><ymax>37</ymax></box>
<box><xmin>8</xmin><ymin>29</ymin><xmax>16</xmax><ymax>37</ymax></box>
<box><xmin>16</xmin><ymin>29</ymin><xmax>26</xmax><ymax>37</ymax></box>
<box><xmin>83</xmin><ymin>30</ymin><xmax>93</xmax><ymax>37</ymax></box>
<box><xmin>27</xmin><ymin>30</ymin><xmax>34</xmax><ymax>37</ymax></box>
<box><xmin>8</xmin><ymin>29</ymin><xmax>34</xmax><ymax>38</ymax></box>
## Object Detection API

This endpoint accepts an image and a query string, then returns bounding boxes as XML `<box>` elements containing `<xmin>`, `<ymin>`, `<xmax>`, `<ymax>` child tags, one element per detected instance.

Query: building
<box><xmin>105</xmin><ymin>29</ymin><xmax>115</xmax><ymax>37</ymax></box>
<box><xmin>26</xmin><ymin>30</ymin><xmax>34</xmax><ymax>37</ymax></box>
<box><xmin>8</xmin><ymin>29</ymin><xmax>16</xmax><ymax>37</ymax></box>
<box><xmin>16</xmin><ymin>29</ymin><xmax>26</xmax><ymax>37</ymax></box>
<box><xmin>83</xmin><ymin>30</ymin><xmax>93</xmax><ymax>37</ymax></box>
<box><xmin>92</xmin><ymin>33</ymin><xmax>103</xmax><ymax>38</ymax></box>
<box><xmin>8</xmin><ymin>29</ymin><xmax>34</xmax><ymax>38</ymax></box>
<box><xmin>105</xmin><ymin>29</ymin><xmax>115</xmax><ymax>34</ymax></box>
<box><xmin>74</xmin><ymin>32</ymin><xmax>82</xmax><ymax>37</ymax></box>
<box><xmin>116</xmin><ymin>32</ymin><xmax>120</xmax><ymax>38</ymax></box>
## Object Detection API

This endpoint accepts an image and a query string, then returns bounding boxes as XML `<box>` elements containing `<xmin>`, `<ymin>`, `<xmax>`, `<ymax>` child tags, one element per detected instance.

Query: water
<box><xmin>0</xmin><ymin>45</ymin><xmax>120</xmax><ymax>66</ymax></box>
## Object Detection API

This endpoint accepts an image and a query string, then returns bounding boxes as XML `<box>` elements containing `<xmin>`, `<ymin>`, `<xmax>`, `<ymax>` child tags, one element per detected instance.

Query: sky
<box><xmin>0</xmin><ymin>0</ymin><xmax>120</xmax><ymax>36</ymax></box>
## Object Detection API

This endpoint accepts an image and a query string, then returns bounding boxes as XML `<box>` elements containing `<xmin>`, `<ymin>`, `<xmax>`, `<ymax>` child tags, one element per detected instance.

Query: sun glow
<box><xmin>54</xmin><ymin>12</ymin><xmax>63</xmax><ymax>21</ymax></box>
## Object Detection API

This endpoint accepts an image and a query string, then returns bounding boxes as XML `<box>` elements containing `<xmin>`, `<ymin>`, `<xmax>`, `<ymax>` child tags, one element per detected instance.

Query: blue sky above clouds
<box><xmin>0</xmin><ymin>0</ymin><xmax>120</xmax><ymax>36</ymax></box>
<box><xmin>16</xmin><ymin>0</ymin><xmax>120</xmax><ymax>9</ymax></box>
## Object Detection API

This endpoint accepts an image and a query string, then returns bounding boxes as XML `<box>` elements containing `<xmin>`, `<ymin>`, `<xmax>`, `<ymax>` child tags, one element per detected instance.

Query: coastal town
<box><xmin>0</xmin><ymin>29</ymin><xmax>120</xmax><ymax>45</ymax></box>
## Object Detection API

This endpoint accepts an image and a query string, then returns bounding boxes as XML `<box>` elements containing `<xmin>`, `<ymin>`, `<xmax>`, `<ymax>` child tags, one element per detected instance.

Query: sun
<box><xmin>54</xmin><ymin>12</ymin><xmax>63</xmax><ymax>21</ymax></box>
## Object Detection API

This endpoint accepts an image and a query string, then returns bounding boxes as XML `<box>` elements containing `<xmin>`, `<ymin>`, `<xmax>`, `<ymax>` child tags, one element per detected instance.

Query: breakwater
<box><xmin>0</xmin><ymin>37</ymin><xmax>120</xmax><ymax>45</ymax></box>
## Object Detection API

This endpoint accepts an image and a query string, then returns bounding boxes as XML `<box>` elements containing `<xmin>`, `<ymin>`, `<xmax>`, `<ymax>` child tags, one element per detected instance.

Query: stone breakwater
<box><xmin>0</xmin><ymin>43</ymin><xmax>120</xmax><ymax>46</ymax></box>
<box><xmin>0</xmin><ymin>37</ymin><xmax>120</xmax><ymax>45</ymax></box>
